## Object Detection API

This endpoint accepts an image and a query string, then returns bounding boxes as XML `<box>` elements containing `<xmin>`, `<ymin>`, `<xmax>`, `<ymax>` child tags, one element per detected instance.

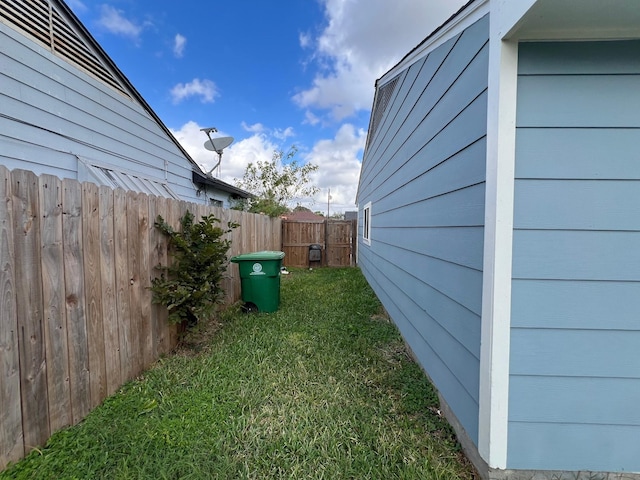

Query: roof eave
<box><xmin>55</xmin><ymin>0</ymin><xmax>203</xmax><ymax>173</ymax></box>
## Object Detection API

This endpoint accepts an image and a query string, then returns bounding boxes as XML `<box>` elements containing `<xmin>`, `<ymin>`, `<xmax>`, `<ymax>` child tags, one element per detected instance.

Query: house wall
<box><xmin>0</xmin><ymin>22</ymin><xmax>201</xmax><ymax>203</ymax></box>
<box><xmin>357</xmin><ymin>14</ymin><xmax>489</xmax><ymax>445</ymax></box>
<box><xmin>509</xmin><ymin>40</ymin><xmax>640</xmax><ymax>472</ymax></box>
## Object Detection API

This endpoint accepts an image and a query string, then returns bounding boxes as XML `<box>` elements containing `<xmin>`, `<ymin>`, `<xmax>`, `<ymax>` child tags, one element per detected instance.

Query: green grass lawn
<box><xmin>2</xmin><ymin>267</ymin><xmax>477</xmax><ymax>479</ymax></box>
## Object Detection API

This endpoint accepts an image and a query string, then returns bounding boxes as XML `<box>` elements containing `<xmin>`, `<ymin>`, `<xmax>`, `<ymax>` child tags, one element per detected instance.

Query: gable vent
<box><xmin>366</xmin><ymin>75</ymin><xmax>399</xmax><ymax>151</ymax></box>
<box><xmin>0</xmin><ymin>0</ymin><xmax>131</xmax><ymax>98</ymax></box>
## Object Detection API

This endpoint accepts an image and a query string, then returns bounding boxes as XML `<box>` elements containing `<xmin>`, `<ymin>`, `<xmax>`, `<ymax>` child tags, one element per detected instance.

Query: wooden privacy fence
<box><xmin>0</xmin><ymin>167</ymin><xmax>281</xmax><ymax>469</ymax></box>
<box><xmin>281</xmin><ymin>219</ymin><xmax>357</xmax><ymax>267</ymax></box>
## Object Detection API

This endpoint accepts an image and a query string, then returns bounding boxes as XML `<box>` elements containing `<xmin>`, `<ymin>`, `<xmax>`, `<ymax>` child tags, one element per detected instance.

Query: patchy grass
<box><xmin>2</xmin><ymin>267</ymin><xmax>477</xmax><ymax>479</ymax></box>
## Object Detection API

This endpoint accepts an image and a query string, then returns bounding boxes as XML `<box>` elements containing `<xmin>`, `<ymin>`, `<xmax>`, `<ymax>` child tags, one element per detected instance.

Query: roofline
<box><xmin>358</xmin><ymin>0</ymin><xmax>488</xmax><ymax>204</ymax></box>
<box><xmin>55</xmin><ymin>0</ymin><xmax>206</xmax><ymax>175</ymax></box>
<box><xmin>378</xmin><ymin>0</ymin><xmax>488</xmax><ymax>86</ymax></box>
<box><xmin>191</xmin><ymin>171</ymin><xmax>253</xmax><ymax>198</ymax></box>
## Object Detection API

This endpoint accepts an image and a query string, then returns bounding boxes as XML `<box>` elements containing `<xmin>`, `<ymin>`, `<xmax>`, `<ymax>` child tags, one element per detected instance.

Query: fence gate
<box><xmin>281</xmin><ymin>220</ymin><xmax>357</xmax><ymax>267</ymax></box>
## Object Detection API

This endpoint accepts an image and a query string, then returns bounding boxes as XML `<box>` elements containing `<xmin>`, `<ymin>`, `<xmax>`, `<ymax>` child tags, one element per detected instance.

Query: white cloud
<box><xmin>273</xmin><ymin>127</ymin><xmax>295</xmax><ymax>141</ymax></box>
<box><xmin>294</xmin><ymin>0</ymin><xmax>467</xmax><ymax>121</ymax></box>
<box><xmin>303</xmin><ymin>110</ymin><xmax>321</xmax><ymax>126</ymax></box>
<box><xmin>299</xmin><ymin>32</ymin><xmax>311</xmax><ymax>49</ymax></box>
<box><xmin>173</xmin><ymin>33</ymin><xmax>186</xmax><ymax>58</ymax></box>
<box><xmin>67</xmin><ymin>0</ymin><xmax>87</xmax><ymax>13</ymax></box>
<box><xmin>301</xmin><ymin>123</ymin><xmax>366</xmax><ymax>213</ymax></box>
<box><xmin>170</xmin><ymin>120</ymin><xmax>364</xmax><ymax>214</ymax></box>
<box><xmin>169</xmin><ymin>121</ymin><xmax>276</xmax><ymax>186</ymax></box>
<box><xmin>170</xmin><ymin>78</ymin><xmax>218</xmax><ymax>104</ymax></box>
<box><xmin>241</xmin><ymin>122</ymin><xmax>266</xmax><ymax>133</ymax></box>
<box><xmin>97</xmin><ymin>4</ymin><xmax>143</xmax><ymax>40</ymax></box>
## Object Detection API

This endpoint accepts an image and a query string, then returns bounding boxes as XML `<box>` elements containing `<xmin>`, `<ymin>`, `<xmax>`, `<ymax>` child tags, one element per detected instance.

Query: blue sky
<box><xmin>67</xmin><ymin>0</ymin><xmax>466</xmax><ymax>213</ymax></box>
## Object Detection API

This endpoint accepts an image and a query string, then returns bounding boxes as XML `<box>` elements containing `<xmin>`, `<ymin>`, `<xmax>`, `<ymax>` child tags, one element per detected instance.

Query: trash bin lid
<box><xmin>230</xmin><ymin>250</ymin><xmax>285</xmax><ymax>262</ymax></box>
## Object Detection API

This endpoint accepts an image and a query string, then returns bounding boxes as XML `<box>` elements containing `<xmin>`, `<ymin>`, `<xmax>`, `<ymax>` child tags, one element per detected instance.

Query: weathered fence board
<box><xmin>13</xmin><ymin>170</ymin><xmax>50</xmax><ymax>452</ymax></box>
<box><xmin>0</xmin><ymin>168</ymin><xmax>281</xmax><ymax>469</ymax></box>
<box><xmin>39</xmin><ymin>174</ymin><xmax>71</xmax><ymax>432</ymax></box>
<box><xmin>113</xmin><ymin>188</ymin><xmax>132</xmax><ymax>383</ymax></box>
<box><xmin>83</xmin><ymin>182</ymin><xmax>107</xmax><ymax>409</ymax></box>
<box><xmin>63</xmin><ymin>178</ymin><xmax>90</xmax><ymax>425</ymax></box>
<box><xmin>99</xmin><ymin>185</ymin><xmax>120</xmax><ymax>396</ymax></box>
<box><xmin>0</xmin><ymin>166</ymin><xmax>23</xmax><ymax>469</ymax></box>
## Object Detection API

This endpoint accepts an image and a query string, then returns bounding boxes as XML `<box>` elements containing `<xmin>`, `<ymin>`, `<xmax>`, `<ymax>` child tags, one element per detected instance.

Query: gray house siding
<box><xmin>357</xmin><ymin>14</ymin><xmax>489</xmax><ymax>445</ymax></box>
<box><xmin>0</xmin><ymin>21</ymin><xmax>199</xmax><ymax>202</ymax></box>
<box><xmin>509</xmin><ymin>41</ymin><xmax>640</xmax><ymax>471</ymax></box>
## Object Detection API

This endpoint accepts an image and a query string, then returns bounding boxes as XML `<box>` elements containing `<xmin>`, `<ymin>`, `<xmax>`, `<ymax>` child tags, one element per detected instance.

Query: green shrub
<box><xmin>150</xmin><ymin>210</ymin><xmax>237</xmax><ymax>325</ymax></box>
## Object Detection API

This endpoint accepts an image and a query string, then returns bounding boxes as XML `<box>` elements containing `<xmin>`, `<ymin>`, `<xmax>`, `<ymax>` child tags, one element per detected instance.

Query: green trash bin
<box><xmin>230</xmin><ymin>251</ymin><xmax>285</xmax><ymax>313</ymax></box>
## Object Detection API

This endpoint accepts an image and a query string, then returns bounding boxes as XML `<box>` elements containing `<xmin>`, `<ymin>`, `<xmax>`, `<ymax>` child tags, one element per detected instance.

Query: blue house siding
<box><xmin>357</xmin><ymin>14</ymin><xmax>489</xmax><ymax>445</ymax></box>
<box><xmin>509</xmin><ymin>41</ymin><xmax>640</xmax><ymax>471</ymax></box>
<box><xmin>0</xmin><ymin>21</ymin><xmax>199</xmax><ymax>202</ymax></box>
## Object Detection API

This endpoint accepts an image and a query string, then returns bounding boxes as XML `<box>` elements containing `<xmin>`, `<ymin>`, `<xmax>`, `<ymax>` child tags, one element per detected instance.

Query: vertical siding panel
<box><xmin>82</xmin><ymin>182</ymin><xmax>106</xmax><ymax>408</ymax></box>
<box><xmin>0</xmin><ymin>167</ymin><xmax>24</xmax><ymax>468</ymax></box>
<box><xmin>98</xmin><ymin>186</ymin><xmax>120</xmax><ymax>396</ymax></box>
<box><xmin>39</xmin><ymin>174</ymin><xmax>71</xmax><ymax>432</ymax></box>
<box><xmin>62</xmin><ymin>178</ymin><xmax>90</xmax><ymax>424</ymax></box>
<box><xmin>12</xmin><ymin>170</ymin><xmax>50</xmax><ymax>450</ymax></box>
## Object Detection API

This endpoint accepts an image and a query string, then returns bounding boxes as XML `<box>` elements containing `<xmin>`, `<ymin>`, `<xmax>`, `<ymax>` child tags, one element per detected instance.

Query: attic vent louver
<box><xmin>366</xmin><ymin>75</ymin><xmax>399</xmax><ymax>151</ymax></box>
<box><xmin>0</xmin><ymin>0</ymin><xmax>130</xmax><ymax>98</ymax></box>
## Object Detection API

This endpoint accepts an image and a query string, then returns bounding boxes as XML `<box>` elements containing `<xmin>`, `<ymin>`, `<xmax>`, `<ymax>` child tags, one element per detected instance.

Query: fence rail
<box><xmin>0</xmin><ymin>167</ymin><xmax>281</xmax><ymax>469</ymax></box>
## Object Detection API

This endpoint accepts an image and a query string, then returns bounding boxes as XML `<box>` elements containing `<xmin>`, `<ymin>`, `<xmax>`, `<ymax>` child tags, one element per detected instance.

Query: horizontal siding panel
<box><xmin>7</xmin><ymin>81</ymin><xmax>179</xmax><ymax>166</ymax></box>
<box><xmin>510</xmin><ymin>328</ymin><xmax>640</xmax><ymax>378</ymax></box>
<box><xmin>0</xmin><ymin>151</ymin><xmax>76</xmax><ymax>179</ymax></box>
<box><xmin>509</xmin><ymin>376</ymin><xmax>640</xmax><ymax>425</ymax></box>
<box><xmin>375</xmin><ymin>183</ymin><xmax>486</xmax><ymax>228</ymax></box>
<box><xmin>365</xmin><ymin>44</ymin><xmax>449</xmax><ymax>166</ymax></box>
<box><xmin>360</xmin><ymin>15</ymin><xmax>488</xmax><ymax>196</ymax></box>
<box><xmin>364</xmin><ymin>53</ymin><xmax>488</xmax><ymax>199</ymax></box>
<box><xmin>370</xmin><ymin>260</ymin><xmax>480</xmax><ymax>398</ymax></box>
<box><xmin>512</xmin><ymin>230</ymin><xmax>640</xmax><ymax>281</ymax></box>
<box><xmin>2</xmin><ymin>25</ymin><xmax>109</xmax><ymax>106</ymax></box>
<box><xmin>518</xmin><ymin>40</ymin><xmax>640</xmax><ymax>75</ymax></box>
<box><xmin>372</xmin><ymin>95</ymin><xmax>487</xmax><ymax>202</ymax></box>
<box><xmin>360</xmin><ymin>257</ymin><xmax>479</xmax><ymax>444</ymax></box>
<box><xmin>373</xmin><ymin>243</ymin><xmax>483</xmax><ymax>315</ymax></box>
<box><xmin>507</xmin><ymin>422</ymin><xmax>640</xmax><ymax>472</ymax></box>
<box><xmin>376</xmin><ymin>226</ymin><xmax>484</xmax><ymax>270</ymax></box>
<box><xmin>378</xmin><ymin>255</ymin><xmax>481</xmax><ymax>358</ymax></box>
<box><xmin>0</xmin><ymin>107</ymin><xmax>168</xmax><ymax>181</ymax></box>
<box><xmin>1</xmin><ymin>26</ymin><xmax>197</xmax><ymax>201</ymax></box>
<box><xmin>377</xmin><ymin>138</ymin><xmax>486</xmax><ymax>212</ymax></box>
<box><xmin>513</xmin><ymin>179</ymin><xmax>640</xmax><ymax>231</ymax></box>
<box><xmin>515</xmin><ymin>128</ymin><xmax>640</xmax><ymax>180</ymax></box>
<box><xmin>511</xmin><ymin>279</ymin><xmax>640</xmax><ymax>330</ymax></box>
<box><xmin>516</xmin><ymin>75</ymin><xmax>640</xmax><ymax>128</ymax></box>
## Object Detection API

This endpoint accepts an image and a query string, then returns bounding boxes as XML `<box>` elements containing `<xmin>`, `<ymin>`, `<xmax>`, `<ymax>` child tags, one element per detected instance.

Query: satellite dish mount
<box><xmin>201</xmin><ymin>127</ymin><xmax>234</xmax><ymax>176</ymax></box>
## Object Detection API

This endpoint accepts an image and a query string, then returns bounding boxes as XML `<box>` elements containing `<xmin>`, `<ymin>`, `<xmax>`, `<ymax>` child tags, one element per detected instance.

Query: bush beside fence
<box><xmin>0</xmin><ymin>167</ymin><xmax>281</xmax><ymax>469</ymax></box>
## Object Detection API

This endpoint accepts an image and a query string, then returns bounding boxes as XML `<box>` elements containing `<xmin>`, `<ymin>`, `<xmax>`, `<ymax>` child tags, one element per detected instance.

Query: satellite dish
<box><xmin>202</xmin><ymin>134</ymin><xmax>234</xmax><ymax>176</ymax></box>
<box><xmin>204</xmin><ymin>136</ymin><xmax>234</xmax><ymax>154</ymax></box>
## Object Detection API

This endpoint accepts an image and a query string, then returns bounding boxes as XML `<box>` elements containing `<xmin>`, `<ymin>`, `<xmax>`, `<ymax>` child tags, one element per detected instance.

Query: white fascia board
<box><xmin>478</xmin><ymin>0</ymin><xmax>524</xmax><ymax>470</ymax></box>
<box><xmin>490</xmin><ymin>0</ymin><xmax>538</xmax><ymax>40</ymax></box>
<box><xmin>378</xmin><ymin>0</ymin><xmax>490</xmax><ymax>86</ymax></box>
